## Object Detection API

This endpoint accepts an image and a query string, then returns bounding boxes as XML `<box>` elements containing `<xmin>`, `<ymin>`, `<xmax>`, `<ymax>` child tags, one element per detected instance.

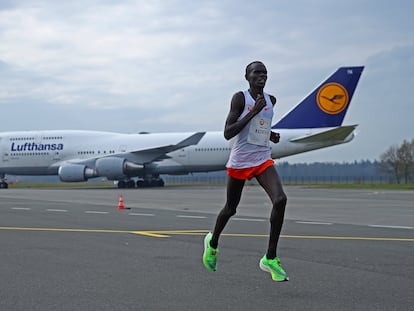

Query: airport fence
<box><xmin>163</xmin><ymin>174</ymin><xmax>397</xmax><ymax>186</ymax></box>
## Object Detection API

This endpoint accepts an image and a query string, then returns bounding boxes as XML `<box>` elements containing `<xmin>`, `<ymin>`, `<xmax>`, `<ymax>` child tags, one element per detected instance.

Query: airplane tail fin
<box><xmin>272</xmin><ymin>66</ymin><xmax>364</xmax><ymax>129</ymax></box>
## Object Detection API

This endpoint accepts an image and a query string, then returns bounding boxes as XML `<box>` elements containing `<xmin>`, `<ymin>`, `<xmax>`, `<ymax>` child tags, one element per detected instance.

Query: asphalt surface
<box><xmin>0</xmin><ymin>186</ymin><xmax>413</xmax><ymax>311</ymax></box>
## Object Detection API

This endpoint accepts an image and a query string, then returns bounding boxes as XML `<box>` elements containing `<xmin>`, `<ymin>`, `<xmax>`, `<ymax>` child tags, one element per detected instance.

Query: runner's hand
<box><xmin>270</xmin><ymin>131</ymin><xmax>280</xmax><ymax>143</ymax></box>
<box><xmin>251</xmin><ymin>94</ymin><xmax>267</xmax><ymax>114</ymax></box>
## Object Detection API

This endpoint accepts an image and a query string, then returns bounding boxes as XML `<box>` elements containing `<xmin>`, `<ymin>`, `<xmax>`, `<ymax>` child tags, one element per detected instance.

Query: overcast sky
<box><xmin>1</xmin><ymin>0</ymin><xmax>413</xmax><ymax>163</ymax></box>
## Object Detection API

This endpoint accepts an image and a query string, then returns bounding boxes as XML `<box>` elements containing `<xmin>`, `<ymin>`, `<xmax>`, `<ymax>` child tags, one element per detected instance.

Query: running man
<box><xmin>203</xmin><ymin>61</ymin><xmax>289</xmax><ymax>281</ymax></box>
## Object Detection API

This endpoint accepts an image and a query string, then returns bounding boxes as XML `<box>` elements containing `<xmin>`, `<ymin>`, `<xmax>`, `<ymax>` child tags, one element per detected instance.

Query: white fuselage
<box><xmin>0</xmin><ymin>128</ymin><xmax>353</xmax><ymax>178</ymax></box>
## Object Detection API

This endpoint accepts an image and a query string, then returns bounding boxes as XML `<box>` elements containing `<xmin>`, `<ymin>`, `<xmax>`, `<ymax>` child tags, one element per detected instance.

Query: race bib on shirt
<box><xmin>247</xmin><ymin>116</ymin><xmax>271</xmax><ymax>147</ymax></box>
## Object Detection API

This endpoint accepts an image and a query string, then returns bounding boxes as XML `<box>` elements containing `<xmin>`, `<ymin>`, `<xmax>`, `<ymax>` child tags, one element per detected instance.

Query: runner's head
<box><xmin>245</xmin><ymin>61</ymin><xmax>267</xmax><ymax>89</ymax></box>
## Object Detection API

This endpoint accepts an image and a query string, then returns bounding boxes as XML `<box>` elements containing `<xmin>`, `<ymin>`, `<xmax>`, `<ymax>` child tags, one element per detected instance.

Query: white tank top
<box><xmin>226</xmin><ymin>90</ymin><xmax>273</xmax><ymax>169</ymax></box>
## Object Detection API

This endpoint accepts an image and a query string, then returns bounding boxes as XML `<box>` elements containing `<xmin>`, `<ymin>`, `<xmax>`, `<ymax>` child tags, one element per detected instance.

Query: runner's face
<box><xmin>246</xmin><ymin>63</ymin><xmax>267</xmax><ymax>88</ymax></box>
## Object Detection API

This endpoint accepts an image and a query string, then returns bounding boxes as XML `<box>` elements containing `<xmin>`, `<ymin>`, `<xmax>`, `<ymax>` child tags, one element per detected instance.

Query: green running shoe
<box><xmin>259</xmin><ymin>255</ymin><xmax>289</xmax><ymax>281</ymax></box>
<box><xmin>203</xmin><ymin>232</ymin><xmax>218</xmax><ymax>271</ymax></box>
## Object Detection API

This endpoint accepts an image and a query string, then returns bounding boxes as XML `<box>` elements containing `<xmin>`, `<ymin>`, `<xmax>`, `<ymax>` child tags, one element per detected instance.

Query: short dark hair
<box><xmin>245</xmin><ymin>61</ymin><xmax>264</xmax><ymax>75</ymax></box>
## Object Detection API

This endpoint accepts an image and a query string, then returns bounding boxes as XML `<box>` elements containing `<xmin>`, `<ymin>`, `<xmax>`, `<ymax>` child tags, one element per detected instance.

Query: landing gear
<box><xmin>117</xmin><ymin>180</ymin><xmax>136</xmax><ymax>189</ymax></box>
<box><xmin>0</xmin><ymin>174</ymin><xmax>8</xmax><ymax>189</ymax></box>
<box><xmin>116</xmin><ymin>177</ymin><xmax>165</xmax><ymax>188</ymax></box>
<box><xmin>136</xmin><ymin>178</ymin><xmax>165</xmax><ymax>188</ymax></box>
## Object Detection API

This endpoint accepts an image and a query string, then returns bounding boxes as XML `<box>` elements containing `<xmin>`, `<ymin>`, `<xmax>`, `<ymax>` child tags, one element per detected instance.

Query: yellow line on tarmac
<box><xmin>0</xmin><ymin>227</ymin><xmax>412</xmax><ymax>242</ymax></box>
<box><xmin>0</xmin><ymin>226</ymin><xmax>168</xmax><ymax>238</ymax></box>
<box><xmin>144</xmin><ymin>230</ymin><xmax>209</xmax><ymax>236</ymax></box>
<box><xmin>280</xmin><ymin>235</ymin><xmax>414</xmax><ymax>242</ymax></box>
<box><xmin>145</xmin><ymin>231</ymin><xmax>414</xmax><ymax>242</ymax></box>
<box><xmin>130</xmin><ymin>231</ymin><xmax>170</xmax><ymax>238</ymax></box>
<box><xmin>0</xmin><ymin>226</ymin><xmax>128</xmax><ymax>234</ymax></box>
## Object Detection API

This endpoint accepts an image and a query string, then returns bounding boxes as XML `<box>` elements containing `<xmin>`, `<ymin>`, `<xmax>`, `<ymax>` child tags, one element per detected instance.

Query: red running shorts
<box><xmin>227</xmin><ymin>159</ymin><xmax>274</xmax><ymax>180</ymax></box>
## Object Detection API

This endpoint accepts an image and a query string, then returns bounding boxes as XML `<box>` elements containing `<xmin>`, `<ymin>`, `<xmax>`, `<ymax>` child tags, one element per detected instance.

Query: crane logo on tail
<box><xmin>316</xmin><ymin>82</ymin><xmax>349</xmax><ymax>115</ymax></box>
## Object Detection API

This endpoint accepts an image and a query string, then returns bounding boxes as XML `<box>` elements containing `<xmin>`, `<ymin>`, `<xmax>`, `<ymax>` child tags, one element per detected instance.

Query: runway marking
<box><xmin>128</xmin><ymin>213</ymin><xmax>155</xmax><ymax>217</ymax></box>
<box><xmin>143</xmin><ymin>231</ymin><xmax>414</xmax><ymax>241</ymax></box>
<box><xmin>119</xmin><ymin>230</ymin><xmax>414</xmax><ymax>242</ymax></box>
<box><xmin>279</xmin><ymin>235</ymin><xmax>414</xmax><ymax>242</ymax></box>
<box><xmin>0</xmin><ymin>226</ymin><xmax>169</xmax><ymax>237</ymax></box>
<box><xmin>369</xmin><ymin>225</ymin><xmax>413</xmax><ymax>230</ymax></box>
<box><xmin>130</xmin><ymin>231</ymin><xmax>169</xmax><ymax>238</ymax></box>
<box><xmin>0</xmin><ymin>227</ymin><xmax>129</xmax><ymax>234</ymax></box>
<box><xmin>233</xmin><ymin>218</ymin><xmax>265</xmax><ymax>222</ymax></box>
<box><xmin>296</xmin><ymin>221</ymin><xmax>333</xmax><ymax>225</ymax></box>
<box><xmin>176</xmin><ymin>215</ymin><xmax>207</xmax><ymax>219</ymax></box>
<box><xmin>0</xmin><ymin>227</ymin><xmax>413</xmax><ymax>242</ymax></box>
<box><xmin>46</xmin><ymin>209</ymin><xmax>68</xmax><ymax>213</ymax></box>
<box><xmin>146</xmin><ymin>230</ymin><xmax>209</xmax><ymax>236</ymax></box>
<box><xmin>84</xmin><ymin>211</ymin><xmax>109</xmax><ymax>214</ymax></box>
<box><xmin>11</xmin><ymin>207</ymin><xmax>31</xmax><ymax>210</ymax></box>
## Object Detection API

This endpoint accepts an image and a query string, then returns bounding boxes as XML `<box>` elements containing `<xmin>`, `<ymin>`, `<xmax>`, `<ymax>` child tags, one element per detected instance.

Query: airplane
<box><xmin>0</xmin><ymin>66</ymin><xmax>364</xmax><ymax>189</ymax></box>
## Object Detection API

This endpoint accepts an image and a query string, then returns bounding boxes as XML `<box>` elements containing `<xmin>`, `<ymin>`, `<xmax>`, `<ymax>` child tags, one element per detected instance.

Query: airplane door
<box><xmin>53</xmin><ymin>151</ymin><xmax>61</xmax><ymax>161</ymax></box>
<box><xmin>119</xmin><ymin>145</ymin><xmax>127</xmax><ymax>153</ymax></box>
<box><xmin>34</xmin><ymin>134</ymin><xmax>43</xmax><ymax>165</ymax></box>
<box><xmin>176</xmin><ymin>148</ymin><xmax>188</xmax><ymax>164</ymax></box>
<box><xmin>0</xmin><ymin>138</ymin><xmax>9</xmax><ymax>162</ymax></box>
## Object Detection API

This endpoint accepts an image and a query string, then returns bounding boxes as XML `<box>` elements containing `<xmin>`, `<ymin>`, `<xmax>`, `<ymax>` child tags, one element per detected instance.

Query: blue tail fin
<box><xmin>273</xmin><ymin>66</ymin><xmax>364</xmax><ymax>129</ymax></box>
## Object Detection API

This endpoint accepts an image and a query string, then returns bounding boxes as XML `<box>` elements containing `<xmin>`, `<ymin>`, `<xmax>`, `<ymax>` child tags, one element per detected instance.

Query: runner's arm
<box><xmin>224</xmin><ymin>92</ymin><xmax>267</xmax><ymax>140</ymax></box>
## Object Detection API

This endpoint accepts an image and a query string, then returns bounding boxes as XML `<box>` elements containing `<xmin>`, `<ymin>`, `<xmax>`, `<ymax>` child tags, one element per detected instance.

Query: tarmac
<box><xmin>0</xmin><ymin>185</ymin><xmax>413</xmax><ymax>311</ymax></box>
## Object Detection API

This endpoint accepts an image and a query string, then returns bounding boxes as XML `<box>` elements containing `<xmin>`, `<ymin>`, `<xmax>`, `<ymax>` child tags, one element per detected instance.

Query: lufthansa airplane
<box><xmin>0</xmin><ymin>66</ymin><xmax>364</xmax><ymax>189</ymax></box>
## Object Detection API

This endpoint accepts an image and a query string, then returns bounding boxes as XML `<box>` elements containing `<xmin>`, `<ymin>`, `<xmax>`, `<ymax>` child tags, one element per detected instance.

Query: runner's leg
<box><xmin>256</xmin><ymin>166</ymin><xmax>287</xmax><ymax>259</ymax></box>
<box><xmin>210</xmin><ymin>176</ymin><xmax>245</xmax><ymax>248</ymax></box>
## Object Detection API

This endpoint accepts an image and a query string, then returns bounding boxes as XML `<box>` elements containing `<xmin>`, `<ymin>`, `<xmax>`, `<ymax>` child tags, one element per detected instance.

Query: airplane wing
<box><xmin>122</xmin><ymin>131</ymin><xmax>206</xmax><ymax>164</ymax></box>
<box><xmin>289</xmin><ymin>125</ymin><xmax>357</xmax><ymax>143</ymax></box>
<box><xmin>52</xmin><ymin>131</ymin><xmax>206</xmax><ymax>169</ymax></box>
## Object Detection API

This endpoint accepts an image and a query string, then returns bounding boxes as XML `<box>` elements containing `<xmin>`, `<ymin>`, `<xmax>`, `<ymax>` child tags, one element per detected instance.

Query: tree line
<box><xmin>276</xmin><ymin>137</ymin><xmax>414</xmax><ymax>184</ymax></box>
<box><xmin>379</xmin><ymin>138</ymin><xmax>414</xmax><ymax>184</ymax></box>
<box><xmin>275</xmin><ymin>160</ymin><xmax>387</xmax><ymax>183</ymax></box>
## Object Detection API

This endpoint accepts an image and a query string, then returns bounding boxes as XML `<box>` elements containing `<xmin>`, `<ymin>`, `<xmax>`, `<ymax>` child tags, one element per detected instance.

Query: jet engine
<box><xmin>58</xmin><ymin>158</ymin><xmax>143</xmax><ymax>182</ymax></box>
<box><xmin>95</xmin><ymin>157</ymin><xmax>143</xmax><ymax>180</ymax></box>
<box><xmin>58</xmin><ymin>164</ymin><xmax>95</xmax><ymax>182</ymax></box>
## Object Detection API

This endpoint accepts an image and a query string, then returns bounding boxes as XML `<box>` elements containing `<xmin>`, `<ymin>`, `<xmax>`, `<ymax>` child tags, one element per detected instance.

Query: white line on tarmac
<box><xmin>296</xmin><ymin>221</ymin><xmax>333</xmax><ymax>225</ymax></box>
<box><xmin>369</xmin><ymin>225</ymin><xmax>413</xmax><ymax>230</ymax></box>
<box><xmin>233</xmin><ymin>218</ymin><xmax>266</xmax><ymax>222</ymax></box>
<box><xmin>46</xmin><ymin>209</ymin><xmax>68</xmax><ymax>212</ymax></box>
<box><xmin>11</xmin><ymin>207</ymin><xmax>31</xmax><ymax>210</ymax></box>
<box><xmin>128</xmin><ymin>213</ymin><xmax>155</xmax><ymax>217</ymax></box>
<box><xmin>84</xmin><ymin>211</ymin><xmax>109</xmax><ymax>214</ymax></box>
<box><xmin>176</xmin><ymin>215</ymin><xmax>207</xmax><ymax>219</ymax></box>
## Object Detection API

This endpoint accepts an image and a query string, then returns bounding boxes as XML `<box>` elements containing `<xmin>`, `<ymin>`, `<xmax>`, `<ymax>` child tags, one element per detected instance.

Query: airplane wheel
<box><xmin>154</xmin><ymin>179</ymin><xmax>165</xmax><ymax>187</ymax></box>
<box><xmin>0</xmin><ymin>182</ymin><xmax>8</xmax><ymax>189</ymax></box>
<box><xmin>127</xmin><ymin>180</ymin><xmax>135</xmax><ymax>188</ymax></box>
<box><xmin>117</xmin><ymin>181</ymin><xmax>126</xmax><ymax>188</ymax></box>
<box><xmin>137</xmin><ymin>180</ymin><xmax>151</xmax><ymax>188</ymax></box>
<box><xmin>136</xmin><ymin>179</ymin><xmax>164</xmax><ymax>188</ymax></box>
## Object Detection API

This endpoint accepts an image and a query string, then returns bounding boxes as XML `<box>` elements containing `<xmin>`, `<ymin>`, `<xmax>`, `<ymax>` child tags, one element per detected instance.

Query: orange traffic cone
<box><xmin>117</xmin><ymin>194</ymin><xmax>125</xmax><ymax>210</ymax></box>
